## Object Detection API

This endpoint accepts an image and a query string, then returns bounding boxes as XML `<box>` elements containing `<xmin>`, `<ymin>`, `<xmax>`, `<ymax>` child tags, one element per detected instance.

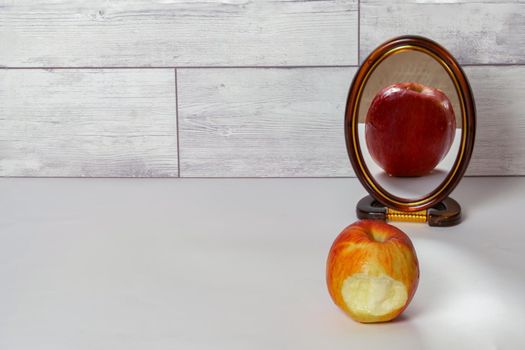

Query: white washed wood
<box><xmin>0</xmin><ymin>0</ymin><xmax>358</xmax><ymax>67</ymax></box>
<box><xmin>360</xmin><ymin>0</ymin><xmax>525</xmax><ymax>64</ymax></box>
<box><xmin>0</xmin><ymin>69</ymin><xmax>177</xmax><ymax>177</ymax></box>
<box><xmin>465</xmin><ymin>66</ymin><xmax>525</xmax><ymax>176</ymax></box>
<box><xmin>178</xmin><ymin>66</ymin><xmax>525</xmax><ymax>177</ymax></box>
<box><xmin>178</xmin><ymin>68</ymin><xmax>356</xmax><ymax>177</ymax></box>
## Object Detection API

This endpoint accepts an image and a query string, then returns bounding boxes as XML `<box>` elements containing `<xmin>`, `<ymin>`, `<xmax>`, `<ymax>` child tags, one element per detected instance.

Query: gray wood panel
<box><xmin>0</xmin><ymin>0</ymin><xmax>358</xmax><ymax>67</ymax></box>
<box><xmin>178</xmin><ymin>68</ymin><xmax>356</xmax><ymax>177</ymax></box>
<box><xmin>178</xmin><ymin>66</ymin><xmax>525</xmax><ymax>177</ymax></box>
<box><xmin>0</xmin><ymin>69</ymin><xmax>177</xmax><ymax>177</ymax></box>
<box><xmin>360</xmin><ymin>0</ymin><xmax>525</xmax><ymax>64</ymax></box>
<box><xmin>465</xmin><ymin>66</ymin><xmax>525</xmax><ymax>176</ymax></box>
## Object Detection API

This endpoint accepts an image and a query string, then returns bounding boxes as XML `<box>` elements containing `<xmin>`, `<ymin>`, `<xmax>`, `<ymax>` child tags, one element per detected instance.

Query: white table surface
<box><xmin>1</xmin><ymin>177</ymin><xmax>524</xmax><ymax>349</ymax></box>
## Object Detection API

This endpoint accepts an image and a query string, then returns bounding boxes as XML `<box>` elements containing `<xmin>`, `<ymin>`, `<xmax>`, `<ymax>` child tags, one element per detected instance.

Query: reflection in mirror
<box><xmin>358</xmin><ymin>50</ymin><xmax>462</xmax><ymax>201</ymax></box>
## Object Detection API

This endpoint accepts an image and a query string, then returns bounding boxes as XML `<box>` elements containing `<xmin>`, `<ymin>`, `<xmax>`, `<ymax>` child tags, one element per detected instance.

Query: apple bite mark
<box><xmin>341</xmin><ymin>273</ymin><xmax>408</xmax><ymax>319</ymax></box>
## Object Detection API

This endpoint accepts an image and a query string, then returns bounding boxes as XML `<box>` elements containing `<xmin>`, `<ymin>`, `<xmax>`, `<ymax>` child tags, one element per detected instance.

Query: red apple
<box><xmin>365</xmin><ymin>82</ymin><xmax>456</xmax><ymax>176</ymax></box>
<box><xmin>326</xmin><ymin>220</ymin><xmax>419</xmax><ymax>323</ymax></box>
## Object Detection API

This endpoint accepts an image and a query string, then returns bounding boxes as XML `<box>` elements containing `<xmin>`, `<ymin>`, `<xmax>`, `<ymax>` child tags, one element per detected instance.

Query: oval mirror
<box><xmin>345</xmin><ymin>36</ymin><xmax>476</xmax><ymax>226</ymax></box>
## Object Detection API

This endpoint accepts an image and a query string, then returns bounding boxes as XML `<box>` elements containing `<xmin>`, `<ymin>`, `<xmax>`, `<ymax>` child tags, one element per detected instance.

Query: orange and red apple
<box><xmin>326</xmin><ymin>220</ymin><xmax>419</xmax><ymax>323</ymax></box>
<box><xmin>365</xmin><ymin>82</ymin><xmax>456</xmax><ymax>177</ymax></box>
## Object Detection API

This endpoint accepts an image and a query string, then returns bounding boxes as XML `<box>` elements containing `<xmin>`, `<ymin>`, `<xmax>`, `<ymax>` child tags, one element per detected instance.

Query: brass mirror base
<box><xmin>356</xmin><ymin>195</ymin><xmax>461</xmax><ymax>227</ymax></box>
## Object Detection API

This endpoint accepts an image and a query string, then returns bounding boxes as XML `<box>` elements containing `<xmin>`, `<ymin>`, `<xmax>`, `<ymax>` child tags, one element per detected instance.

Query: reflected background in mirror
<box><xmin>358</xmin><ymin>50</ymin><xmax>462</xmax><ymax>201</ymax></box>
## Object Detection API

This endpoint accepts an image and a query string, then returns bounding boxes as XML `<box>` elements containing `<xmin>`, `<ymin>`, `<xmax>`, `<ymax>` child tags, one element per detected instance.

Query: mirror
<box><xmin>345</xmin><ymin>36</ymin><xmax>476</xmax><ymax>226</ymax></box>
<box><xmin>359</xmin><ymin>49</ymin><xmax>461</xmax><ymax>200</ymax></box>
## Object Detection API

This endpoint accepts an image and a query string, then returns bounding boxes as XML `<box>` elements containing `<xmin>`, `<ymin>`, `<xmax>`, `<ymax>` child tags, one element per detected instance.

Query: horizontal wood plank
<box><xmin>0</xmin><ymin>0</ymin><xmax>358</xmax><ymax>67</ymax></box>
<box><xmin>360</xmin><ymin>0</ymin><xmax>525</xmax><ymax>64</ymax></box>
<box><xmin>178</xmin><ymin>68</ymin><xmax>356</xmax><ymax>177</ymax></box>
<box><xmin>178</xmin><ymin>66</ymin><xmax>525</xmax><ymax>177</ymax></box>
<box><xmin>0</xmin><ymin>69</ymin><xmax>177</xmax><ymax>177</ymax></box>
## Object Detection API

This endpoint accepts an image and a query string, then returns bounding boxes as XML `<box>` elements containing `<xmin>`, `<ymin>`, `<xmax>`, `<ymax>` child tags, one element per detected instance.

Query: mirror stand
<box><xmin>346</xmin><ymin>36</ymin><xmax>475</xmax><ymax>226</ymax></box>
<box><xmin>356</xmin><ymin>195</ymin><xmax>461</xmax><ymax>227</ymax></box>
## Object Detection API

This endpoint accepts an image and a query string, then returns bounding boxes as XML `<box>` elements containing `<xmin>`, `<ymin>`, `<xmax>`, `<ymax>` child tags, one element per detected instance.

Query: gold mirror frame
<box><xmin>345</xmin><ymin>36</ymin><xmax>476</xmax><ymax>216</ymax></box>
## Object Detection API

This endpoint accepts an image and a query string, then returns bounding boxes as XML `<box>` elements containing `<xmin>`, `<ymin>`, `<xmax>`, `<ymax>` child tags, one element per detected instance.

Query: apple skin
<box><xmin>326</xmin><ymin>220</ymin><xmax>419</xmax><ymax>323</ymax></box>
<box><xmin>365</xmin><ymin>82</ymin><xmax>456</xmax><ymax>177</ymax></box>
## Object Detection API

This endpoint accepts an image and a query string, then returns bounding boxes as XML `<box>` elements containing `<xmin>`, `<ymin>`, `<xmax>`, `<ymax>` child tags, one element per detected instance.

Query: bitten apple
<box><xmin>365</xmin><ymin>82</ymin><xmax>456</xmax><ymax>176</ymax></box>
<box><xmin>326</xmin><ymin>220</ymin><xmax>419</xmax><ymax>323</ymax></box>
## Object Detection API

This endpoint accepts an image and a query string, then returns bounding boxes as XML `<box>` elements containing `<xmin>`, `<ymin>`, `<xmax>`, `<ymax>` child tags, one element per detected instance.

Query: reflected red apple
<box><xmin>365</xmin><ymin>82</ymin><xmax>456</xmax><ymax>177</ymax></box>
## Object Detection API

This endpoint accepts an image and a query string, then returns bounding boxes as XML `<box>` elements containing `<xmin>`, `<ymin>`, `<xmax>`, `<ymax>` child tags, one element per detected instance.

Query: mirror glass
<box><xmin>357</xmin><ymin>49</ymin><xmax>462</xmax><ymax>201</ymax></box>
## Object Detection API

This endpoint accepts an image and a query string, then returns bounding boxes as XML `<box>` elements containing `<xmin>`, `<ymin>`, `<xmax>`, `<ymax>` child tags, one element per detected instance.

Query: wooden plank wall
<box><xmin>0</xmin><ymin>0</ymin><xmax>523</xmax><ymax>177</ymax></box>
<box><xmin>0</xmin><ymin>69</ymin><xmax>177</xmax><ymax>177</ymax></box>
